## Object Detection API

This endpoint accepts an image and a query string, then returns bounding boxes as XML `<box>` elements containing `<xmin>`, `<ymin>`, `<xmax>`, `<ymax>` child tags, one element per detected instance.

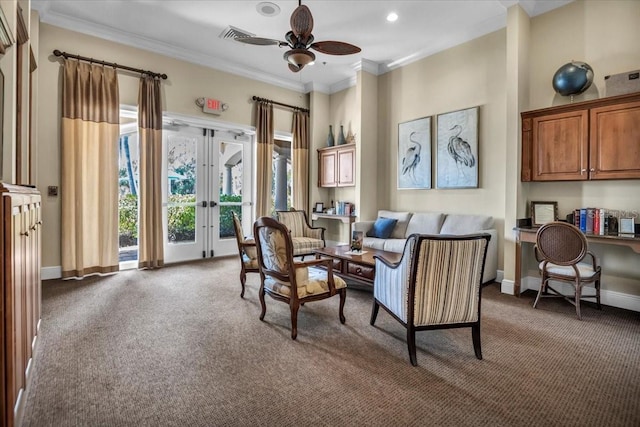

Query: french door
<box><xmin>162</xmin><ymin>125</ymin><xmax>253</xmax><ymax>263</ymax></box>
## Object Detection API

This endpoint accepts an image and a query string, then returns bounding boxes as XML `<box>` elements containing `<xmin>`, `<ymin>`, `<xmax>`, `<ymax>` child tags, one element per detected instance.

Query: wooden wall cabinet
<box><xmin>318</xmin><ymin>143</ymin><xmax>355</xmax><ymax>187</ymax></box>
<box><xmin>1</xmin><ymin>183</ymin><xmax>41</xmax><ymax>427</ymax></box>
<box><xmin>521</xmin><ymin>92</ymin><xmax>640</xmax><ymax>181</ymax></box>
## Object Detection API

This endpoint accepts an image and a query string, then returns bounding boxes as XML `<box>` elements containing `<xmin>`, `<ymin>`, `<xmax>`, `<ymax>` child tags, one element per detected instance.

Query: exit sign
<box><xmin>203</xmin><ymin>98</ymin><xmax>223</xmax><ymax>114</ymax></box>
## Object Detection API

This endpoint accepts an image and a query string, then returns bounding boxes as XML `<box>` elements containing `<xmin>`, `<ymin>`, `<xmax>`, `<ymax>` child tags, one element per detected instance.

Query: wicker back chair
<box><xmin>232</xmin><ymin>211</ymin><xmax>259</xmax><ymax>298</ymax></box>
<box><xmin>534</xmin><ymin>221</ymin><xmax>602</xmax><ymax>319</ymax></box>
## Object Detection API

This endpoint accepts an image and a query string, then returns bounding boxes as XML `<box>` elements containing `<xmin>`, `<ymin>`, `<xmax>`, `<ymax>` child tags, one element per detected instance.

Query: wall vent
<box><xmin>219</xmin><ymin>26</ymin><xmax>255</xmax><ymax>40</ymax></box>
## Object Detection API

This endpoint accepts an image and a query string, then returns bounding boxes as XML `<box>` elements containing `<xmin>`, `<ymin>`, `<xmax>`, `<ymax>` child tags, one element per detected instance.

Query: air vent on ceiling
<box><xmin>219</xmin><ymin>26</ymin><xmax>255</xmax><ymax>40</ymax></box>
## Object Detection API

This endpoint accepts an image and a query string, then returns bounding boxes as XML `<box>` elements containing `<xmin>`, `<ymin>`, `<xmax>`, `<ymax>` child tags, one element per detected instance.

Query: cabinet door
<box><xmin>590</xmin><ymin>100</ymin><xmax>640</xmax><ymax>180</ymax></box>
<box><xmin>318</xmin><ymin>150</ymin><xmax>337</xmax><ymax>187</ymax></box>
<box><xmin>531</xmin><ymin>110</ymin><xmax>589</xmax><ymax>181</ymax></box>
<box><xmin>337</xmin><ymin>146</ymin><xmax>355</xmax><ymax>186</ymax></box>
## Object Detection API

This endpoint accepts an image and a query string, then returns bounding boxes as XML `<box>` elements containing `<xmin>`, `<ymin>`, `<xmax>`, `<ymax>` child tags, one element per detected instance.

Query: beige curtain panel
<box><xmin>138</xmin><ymin>75</ymin><xmax>164</xmax><ymax>269</ymax></box>
<box><xmin>255</xmin><ymin>101</ymin><xmax>274</xmax><ymax>218</ymax></box>
<box><xmin>292</xmin><ymin>110</ymin><xmax>309</xmax><ymax>213</ymax></box>
<box><xmin>61</xmin><ymin>60</ymin><xmax>120</xmax><ymax>278</ymax></box>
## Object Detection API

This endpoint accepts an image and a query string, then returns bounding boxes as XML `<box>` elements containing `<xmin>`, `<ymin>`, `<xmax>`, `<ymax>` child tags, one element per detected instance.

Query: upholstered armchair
<box><xmin>276</xmin><ymin>209</ymin><xmax>325</xmax><ymax>258</ymax></box>
<box><xmin>370</xmin><ymin>233</ymin><xmax>491</xmax><ymax>366</ymax></box>
<box><xmin>253</xmin><ymin>216</ymin><xmax>346</xmax><ymax>340</ymax></box>
<box><xmin>232</xmin><ymin>212</ymin><xmax>259</xmax><ymax>298</ymax></box>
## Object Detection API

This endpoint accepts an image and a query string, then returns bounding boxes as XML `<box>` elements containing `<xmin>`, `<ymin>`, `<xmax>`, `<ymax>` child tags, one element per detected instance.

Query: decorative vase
<box><xmin>338</xmin><ymin>125</ymin><xmax>346</xmax><ymax>145</ymax></box>
<box><xmin>327</xmin><ymin>125</ymin><xmax>335</xmax><ymax>147</ymax></box>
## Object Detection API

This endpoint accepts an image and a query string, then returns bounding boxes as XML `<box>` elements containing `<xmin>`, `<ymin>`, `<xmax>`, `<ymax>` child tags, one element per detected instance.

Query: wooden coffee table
<box><xmin>314</xmin><ymin>245</ymin><xmax>402</xmax><ymax>290</ymax></box>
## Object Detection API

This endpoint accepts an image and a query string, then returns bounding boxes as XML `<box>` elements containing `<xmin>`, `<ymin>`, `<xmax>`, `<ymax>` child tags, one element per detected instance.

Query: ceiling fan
<box><xmin>235</xmin><ymin>0</ymin><xmax>361</xmax><ymax>72</ymax></box>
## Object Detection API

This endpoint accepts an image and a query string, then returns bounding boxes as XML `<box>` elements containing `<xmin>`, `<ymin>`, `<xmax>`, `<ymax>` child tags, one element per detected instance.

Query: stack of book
<box><xmin>336</xmin><ymin>201</ymin><xmax>355</xmax><ymax>216</ymax></box>
<box><xmin>573</xmin><ymin>208</ymin><xmax>617</xmax><ymax>235</ymax></box>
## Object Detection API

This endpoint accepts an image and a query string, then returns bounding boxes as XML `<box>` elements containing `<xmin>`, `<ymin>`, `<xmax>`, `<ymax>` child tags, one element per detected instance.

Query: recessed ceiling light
<box><xmin>387</xmin><ymin>12</ymin><xmax>398</xmax><ymax>22</ymax></box>
<box><xmin>257</xmin><ymin>2</ymin><xmax>281</xmax><ymax>17</ymax></box>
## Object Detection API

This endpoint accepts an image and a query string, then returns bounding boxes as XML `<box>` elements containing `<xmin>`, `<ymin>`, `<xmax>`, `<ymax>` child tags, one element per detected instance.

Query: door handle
<box><xmin>209</xmin><ymin>201</ymin><xmax>218</xmax><ymax>207</ymax></box>
<box><xmin>201</xmin><ymin>201</ymin><xmax>207</xmax><ymax>207</ymax></box>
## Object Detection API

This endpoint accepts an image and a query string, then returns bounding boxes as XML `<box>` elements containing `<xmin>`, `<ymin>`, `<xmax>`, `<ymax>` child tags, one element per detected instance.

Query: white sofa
<box><xmin>352</xmin><ymin>210</ymin><xmax>498</xmax><ymax>284</ymax></box>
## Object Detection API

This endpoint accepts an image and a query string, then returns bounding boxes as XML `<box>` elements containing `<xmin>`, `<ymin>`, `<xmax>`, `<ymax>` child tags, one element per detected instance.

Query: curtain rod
<box><xmin>252</xmin><ymin>96</ymin><xmax>309</xmax><ymax>113</ymax></box>
<box><xmin>53</xmin><ymin>49</ymin><xmax>168</xmax><ymax>80</ymax></box>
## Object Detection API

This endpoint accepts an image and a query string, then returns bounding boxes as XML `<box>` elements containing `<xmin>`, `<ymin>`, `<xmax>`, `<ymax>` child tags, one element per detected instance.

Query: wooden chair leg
<box><xmin>533</xmin><ymin>278</ymin><xmax>546</xmax><ymax>308</ymax></box>
<box><xmin>259</xmin><ymin>285</ymin><xmax>267</xmax><ymax>321</ymax></box>
<box><xmin>407</xmin><ymin>325</ymin><xmax>418</xmax><ymax>366</ymax></box>
<box><xmin>370</xmin><ymin>299</ymin><xmax>380</xmax><ymax>325</ymax></box>
<box><xmin>240</xmin><ymin>269</ymin><xmax>246</xmax><ymax>298</ymax></box>
<box><xmin>338</xmin><ymin>288</ymin><xmax>346</xmax><ymax>324</ymax></box>
<box><xmin>290</xmin><ymin>302</ymin><xmax>299</xmax><ymax>340</ymax></box>
<box><xmin>472</xmin><ymin>323</ymin><xmax>482</xmax><ymax>360</ymax></box>
<box><xmin>575</xmin><ymin>280</ymin><xmax>582</xmax><ymax>320</ymax></box>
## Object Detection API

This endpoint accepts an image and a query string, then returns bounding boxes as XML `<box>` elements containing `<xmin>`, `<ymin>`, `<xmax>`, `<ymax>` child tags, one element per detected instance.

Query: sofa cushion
<box><xmin>405</xmin><ymin>212</ymin><xmax>445</xmax><ymax>236</ymax></box>
<box><xmin>440</xmin><ymin>214</ymin><xmax>494</xmax><ymax>234</ymax></box>
<box><xmin>383</xmin><ymin>239</ymin><xmax>408</xmax><ymax>253</ymax></box>
<box><xmin>367</xmin><ymin>217</ymin><xmax>398</xmax><ymax>238</ymax></box>
<box><xmin>363</xmin><ymin>237</ymin><xmax>386</xmax><ymax>250</ymax></box>
<box><xmin>378</xmin><ymin>210</ymin><xmax>413</xmax><ymax>239</ymax></box>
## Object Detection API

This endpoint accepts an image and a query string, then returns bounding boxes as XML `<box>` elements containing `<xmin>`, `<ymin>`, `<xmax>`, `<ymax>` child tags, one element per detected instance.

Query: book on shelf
<box><xmin>335</xmin><ymin>201</ymin><xmax>355</xmax><ymax>216</ymax></box>
<box><xmin>585</xmin><ymin>208</ymin><xmax>594</xmax><ymax>234</ymax></box>
<box><xmin>579</xmin><ymin>209</ymin><xmax>587</xmax><ymax>232</ymax></box>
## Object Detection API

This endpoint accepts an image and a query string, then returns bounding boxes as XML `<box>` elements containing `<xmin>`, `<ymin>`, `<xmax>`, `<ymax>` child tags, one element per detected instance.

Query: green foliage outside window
<box><xmin>220</xmin><ymin>194</ymin><xmax>242</xmax><ymax>238</ymax></box>
<box><xmin>119</xmin><ymin>194</ymin><xmax>138</xmax><ymax>247</ymax></box>
<box><xmin>167</xmin><ymin>194</ymin><xmax>196</xmax><ymax>242</ymax></box>
<box><xmin>119</xmin><ymin>193</ymin><xmax>243</xmax><ymax>244</ymax></box>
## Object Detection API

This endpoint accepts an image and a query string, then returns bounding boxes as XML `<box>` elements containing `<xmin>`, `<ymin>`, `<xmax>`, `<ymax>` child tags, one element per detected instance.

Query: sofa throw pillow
<box><xmin>366</xmin><ymin>217</ymin><xmax>398</xmax><ymax>238</ymax></box>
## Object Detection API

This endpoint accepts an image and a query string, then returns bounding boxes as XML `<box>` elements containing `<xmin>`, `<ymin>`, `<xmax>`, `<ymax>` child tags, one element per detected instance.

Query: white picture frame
<box><xmin>397</xmin><ymin>117</ymin><xmax>431</xmax><ymax>189</ymax></box>
<box><xmin>436</xmin><ymin>106</ymin><xmax>479</xmax><ymax>189</ymax></box>
<box><xmin>619</xmin><ymin>217</ymin><xmax>635</xmax><ymax>234</ymax></box>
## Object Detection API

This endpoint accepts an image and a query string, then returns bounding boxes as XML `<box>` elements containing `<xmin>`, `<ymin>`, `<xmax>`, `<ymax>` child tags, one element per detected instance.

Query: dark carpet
<box><xmin>21</xmin><ymin>257</ymin><xmax>640</xmax><ymax>426</ymax></box>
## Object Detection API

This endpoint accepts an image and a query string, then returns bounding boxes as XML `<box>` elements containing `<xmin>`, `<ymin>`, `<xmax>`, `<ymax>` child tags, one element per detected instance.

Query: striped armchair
<box><xmin>370</xmin><ymin>233</ymin><xmax>491</xmax><ymax>366</ymax></box>
<box><xmin>276</xmin><ymin>209</ymin><xmax>325</xmax><ymax>258</ymax></box>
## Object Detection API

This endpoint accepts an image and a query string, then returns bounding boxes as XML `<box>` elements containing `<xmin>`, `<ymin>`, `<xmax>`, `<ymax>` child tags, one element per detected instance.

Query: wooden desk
<box><xmin>513</xmin><ymin>227</ymin><xmax>640</xmax><ymax>295</ymax></box>
<box><xmin>311</xmin><ymin>213</ymin><xmax>356</xmax><ymax>224</ymax></box>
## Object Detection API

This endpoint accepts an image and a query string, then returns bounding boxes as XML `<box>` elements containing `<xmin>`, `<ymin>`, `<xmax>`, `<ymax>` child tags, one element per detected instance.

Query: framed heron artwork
<box><xmin>397</xmin><ymin>116</ymin><xmax>431</xmax><ymax>189</ymax></box>
<box><xmin>436</xmin><ymin>106</ymin><xmax>479</xmax><ymax>189</ymax></box>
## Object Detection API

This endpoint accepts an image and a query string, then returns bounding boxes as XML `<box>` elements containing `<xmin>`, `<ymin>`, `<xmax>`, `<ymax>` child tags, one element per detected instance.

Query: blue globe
<box><xmin>552</xmin><ymin>61</ymin><xmax>594</xmax><ymax>96</ymax></box>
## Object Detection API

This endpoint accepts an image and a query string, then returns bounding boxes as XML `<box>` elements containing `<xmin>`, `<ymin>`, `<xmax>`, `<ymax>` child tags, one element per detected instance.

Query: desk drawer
<box><xmin>346</xmin><ymin>262</ymin><xmax>374</xmax><ymax>280</ymax></box>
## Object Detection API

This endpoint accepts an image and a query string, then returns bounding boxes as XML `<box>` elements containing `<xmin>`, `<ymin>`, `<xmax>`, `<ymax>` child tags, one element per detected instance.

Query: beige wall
<box><xmin>315</xmin><ymin>85</ymin><xmax>358</xmax><ymax>243</ymax></box>
<box><xmin>525</xmin><ymin>0</ymin><xmax>640</xmax><ymax>295</ymax></box>
<box><xmin>37</xmin><ymin>24</ymin><xmax>308</xmax><ymax>268</ymax></box>
<box><xmin>33</xmin><ymin>1</ymin><xmax>640</xmax><ymax>298</ymax></box>
<box><xmin>377</xmin><ymin>29</ymin><xmax>507</xmax><ymax>269</ymax></box>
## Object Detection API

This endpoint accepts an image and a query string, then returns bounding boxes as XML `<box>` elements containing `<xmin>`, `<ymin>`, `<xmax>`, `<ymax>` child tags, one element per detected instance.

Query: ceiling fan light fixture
<box><xmin>284</xmin><ymin>48</ymin><xmax>315</xmax><ymax>68</ymax></box>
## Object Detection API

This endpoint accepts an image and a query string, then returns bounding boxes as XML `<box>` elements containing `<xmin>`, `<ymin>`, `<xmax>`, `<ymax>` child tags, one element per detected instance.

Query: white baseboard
<box><xmin>41</xmin><ymin>266</ymin><xmax>62</xmax><ymax>280</ymax></box>
<box><xmin>495</xmin><ymin>269</ymin><xmax>504</xmax><ymax>284</ymax></box>
<box><xmin>502</xmin><ymin>275</ymin><xmax>640</xmax><ymax>312</ymax></box>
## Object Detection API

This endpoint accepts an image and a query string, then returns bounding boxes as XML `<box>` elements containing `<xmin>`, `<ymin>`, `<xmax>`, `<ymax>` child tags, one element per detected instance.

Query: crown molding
<box><xmin>36</xmin><ymin>7</ymin><xmax>306</xmax><ymax>93</ymax></box>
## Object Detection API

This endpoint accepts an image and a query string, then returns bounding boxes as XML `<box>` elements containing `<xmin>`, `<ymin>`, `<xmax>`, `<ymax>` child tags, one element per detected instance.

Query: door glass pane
<box><xmin>118</xmin><ymin>128</ymin><xmax>139</xmax><ymax>262</ymax></box>
<box><xmin>167</xmin><ymin>133</ymin><xmax>197</xmax><ymax>243</ymax></box>
<box><xmin>219</xmin><ymin>141</ymin><xmax>243</xmax><ymax>238</ymax></box>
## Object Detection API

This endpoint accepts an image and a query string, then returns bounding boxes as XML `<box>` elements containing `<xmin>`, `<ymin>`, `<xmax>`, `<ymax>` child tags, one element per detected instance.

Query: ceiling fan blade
<box><xmin>311</xmin><ymin>41</ymin><xmax>361</xmax><ymax>55</ymax></box>
<box><xmin>288</xmin><ymin>63</ymin><xmax>303</xmax><ymax>73</ymax></box>
<box><xmin>236</xmin><ymin>37</ymin><xmax>286</xmax><ymax>47</ymax></box>
<box><xmin>290</xmin><ymin>5</ymin><xmax>313</xmax><ymax>39</ymax></box>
